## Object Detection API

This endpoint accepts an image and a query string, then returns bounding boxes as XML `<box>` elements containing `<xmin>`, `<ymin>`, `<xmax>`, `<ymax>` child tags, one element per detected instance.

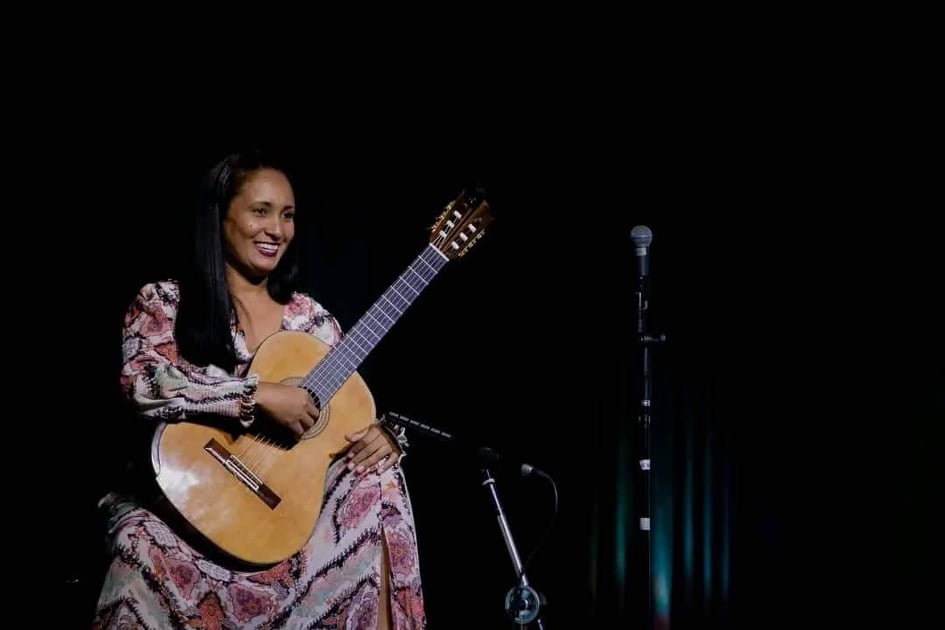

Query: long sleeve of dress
<box><xmin>120</xmin><ymin>281</ymin><xmax>258</xmax><ymax>426</ymax></box>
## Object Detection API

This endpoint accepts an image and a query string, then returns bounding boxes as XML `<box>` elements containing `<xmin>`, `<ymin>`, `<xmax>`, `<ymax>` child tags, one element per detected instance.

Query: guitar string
<box><xmin>242</xmin><ymin>435</ymin><xmax>269</xmax><ymax>472</ymax></box>
<box><xmin>311</xmin><ymin>249</ymin><xmax>438</xmax><ymax>414</ymax></box>
<box><xmin>234</xmin><ymin>244</ymin><xmax>446</xmax><ymax>485</ymax></box>
<box><xmin>254</xmin><ymin>436</ymin><xmax>278</xmax><ymax>473</ymax></box>
<box><xmin>301</xmin><ymin>247</ymin><xmax>440</xmax><ymax>410</ymax></box>
<box><xmin>236</xmin><ymin>432</ymin><xmax>259</xmax><ymax>470</ymax></box>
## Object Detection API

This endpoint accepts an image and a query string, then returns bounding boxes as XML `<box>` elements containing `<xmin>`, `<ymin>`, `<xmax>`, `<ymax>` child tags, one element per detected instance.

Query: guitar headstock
<box><xmin>430</xmin><ymin>186</ymin><xmax>493</xmax><ymax>260</ymax></box>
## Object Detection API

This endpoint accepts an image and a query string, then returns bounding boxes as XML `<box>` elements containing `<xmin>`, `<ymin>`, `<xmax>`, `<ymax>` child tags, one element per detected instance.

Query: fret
<box><xmin>301</xmin><ymin>244</ymin><xmax>448</xmax><ymax>403</ymax></box>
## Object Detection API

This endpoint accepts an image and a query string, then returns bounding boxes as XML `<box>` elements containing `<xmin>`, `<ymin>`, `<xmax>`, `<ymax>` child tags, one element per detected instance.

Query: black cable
<box><xmin>520</xmin><ymin>473</ymin><xmax>558</xmax><ymax>575</ymax></box>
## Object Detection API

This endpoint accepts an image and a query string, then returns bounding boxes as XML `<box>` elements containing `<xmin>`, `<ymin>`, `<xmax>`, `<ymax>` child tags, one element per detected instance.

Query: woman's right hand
<box><xmin>254</xmin><ymin>382</ymin><xmax>320</xmax><ymax>439</ymax></box>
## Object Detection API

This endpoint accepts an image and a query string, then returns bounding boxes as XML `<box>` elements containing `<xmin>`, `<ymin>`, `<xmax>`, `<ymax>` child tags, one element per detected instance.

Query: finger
<box><xmin>305</xmin><ymin>402</ymin><xmax>320</xmax><ymax>418</ymax></box>
<box><xmin>344</xmin><ymin>426</ymin><xmax>371</xmax><ymax>443</ymax></box>
<box><xmin>293</xmin><ymin>421</ymin><xmax>305</xmax><ymax>439</ymax></box>
<box><xmin>349</xmin><ymin>439</ymin><xmax>387</xmax><ymax>470</ymax></box>
<box><xmin>354</xmin><ymin>446</ymin><xmax>389</xmax><ymax>473</ymax></box>
<box><xmin>300</xmin><ymin>412</ymin><xmax>316</xmax><ymax>430</ymax></box>
<box><xmin>349</xmin><ymin>432</ymin><xmax>384</xmax><ymax>463</ymax></box>
<box><xmin>377</xmin><ymin>452</ymin><xmax>397</xmax><ymax>473</ymax></box>
<box><xmin>344</xmin><ymin>430</ymin><xmax>376</xmax><ymax>460</ymax></box>
<box><xmin>350</xmin><ymin>428</ymin><xmax>390</xmax><ymax>460</ymax></box>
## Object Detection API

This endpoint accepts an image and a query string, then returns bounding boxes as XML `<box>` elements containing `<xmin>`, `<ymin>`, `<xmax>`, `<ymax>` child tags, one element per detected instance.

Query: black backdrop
<box><xmin>35</xmin><ymin>114</ymin><xmax>939</xmax><ymax>628</ymax></box>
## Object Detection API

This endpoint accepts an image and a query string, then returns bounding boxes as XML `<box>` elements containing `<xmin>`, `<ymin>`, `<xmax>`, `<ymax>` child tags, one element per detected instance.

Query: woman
<box><xmin>92</xmin><ymin>151</ymin><xmax>426</xmax><ymax>629</ymax></box>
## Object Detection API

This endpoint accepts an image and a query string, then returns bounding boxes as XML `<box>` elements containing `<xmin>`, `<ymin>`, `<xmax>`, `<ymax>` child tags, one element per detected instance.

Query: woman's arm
<box><xmin>120</xmin><ymin>282</ymin><xmax>258</xmax><ymax>427</ymax></box>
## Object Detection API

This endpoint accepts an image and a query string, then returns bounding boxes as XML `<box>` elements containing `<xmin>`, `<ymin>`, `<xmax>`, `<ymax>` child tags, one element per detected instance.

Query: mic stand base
<box><xmin>505</xmin><ymin>584</ymin><xmax>543</xmax><ymax>627</ymax></box>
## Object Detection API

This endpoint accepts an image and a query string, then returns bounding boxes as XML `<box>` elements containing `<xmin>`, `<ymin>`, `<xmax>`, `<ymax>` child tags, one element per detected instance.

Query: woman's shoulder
<box><xmin>135</xmin><ymin>279</ymin><xmax>180</xmax><ymax>299</ymax></box>
<box><xmin>122</xmin><ymin>280</ymin><xmax>181</xmax><ymax>329</ymax></box>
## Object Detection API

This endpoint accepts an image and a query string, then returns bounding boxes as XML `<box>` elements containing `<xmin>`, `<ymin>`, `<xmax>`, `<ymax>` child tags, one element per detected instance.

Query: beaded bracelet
<box><xmin>238</xmin><ymin>374</ymin><xmax>260</xmax><ymax>428</ymax></box>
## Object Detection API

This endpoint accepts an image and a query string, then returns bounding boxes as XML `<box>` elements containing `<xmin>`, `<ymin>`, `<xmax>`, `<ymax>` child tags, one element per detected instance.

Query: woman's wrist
<box><xmin>238</xmin><ymin>374</ymin><xmax>260</xmax><ymax>428</ymax></box>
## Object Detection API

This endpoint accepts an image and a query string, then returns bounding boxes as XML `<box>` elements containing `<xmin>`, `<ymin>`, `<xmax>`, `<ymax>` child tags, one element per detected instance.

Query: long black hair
<box><xmin>175</xmin><ymin>150</ymin><xmax>302</xmax><ymax>372</ymax></box>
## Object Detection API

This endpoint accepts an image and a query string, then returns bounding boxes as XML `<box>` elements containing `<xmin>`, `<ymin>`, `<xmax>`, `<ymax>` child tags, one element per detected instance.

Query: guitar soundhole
<box><xmin>302</xmin><ymin>404</ymin><xmax>330</xmax><ymax>440</ymax></box>
<box><xmin>282</xmin><ymin>377</ymin><xmax>330</xmax><ymax>440</ymax></box>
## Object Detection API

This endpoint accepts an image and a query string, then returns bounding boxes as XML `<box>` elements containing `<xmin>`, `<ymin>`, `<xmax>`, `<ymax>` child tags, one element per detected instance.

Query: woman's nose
<box><xmin>264</xmin><ymin>217</ymin><xmax>284</xmax><ymax>239</ymax></box>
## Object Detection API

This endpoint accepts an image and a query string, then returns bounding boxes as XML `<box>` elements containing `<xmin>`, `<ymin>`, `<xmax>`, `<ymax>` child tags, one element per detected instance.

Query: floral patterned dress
<box><xmin>92</xmin><ymin>281</ymin><xmax>427</xmax><ymax>629</ymax></box>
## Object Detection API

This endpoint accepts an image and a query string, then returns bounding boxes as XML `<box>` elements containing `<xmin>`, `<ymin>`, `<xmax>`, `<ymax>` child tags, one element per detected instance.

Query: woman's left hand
<box><xmin>344</xmin><ymin>421</ymin><xmax>401</xmax><ymax>475</ymax></box>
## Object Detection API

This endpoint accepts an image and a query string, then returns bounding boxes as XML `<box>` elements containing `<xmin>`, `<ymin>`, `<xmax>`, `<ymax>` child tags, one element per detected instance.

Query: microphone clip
<box><xmin>638</xmin><ymin>333</ymin><xmax>667</xmax><ymax>346</ymax></box>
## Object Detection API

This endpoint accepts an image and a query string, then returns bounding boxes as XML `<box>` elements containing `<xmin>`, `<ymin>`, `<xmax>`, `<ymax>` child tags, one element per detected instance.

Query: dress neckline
<box><xmin>231</xmin><ymin>301</ymin><xmax>292</xmax><ymax>362</ymax></box>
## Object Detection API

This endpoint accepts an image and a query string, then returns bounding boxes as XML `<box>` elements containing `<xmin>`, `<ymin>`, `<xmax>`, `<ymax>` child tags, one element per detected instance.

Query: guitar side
<box><xmin>152</xmin><ymin>330</ymin><xmax>375</xmax><ymax>566</ymax></box>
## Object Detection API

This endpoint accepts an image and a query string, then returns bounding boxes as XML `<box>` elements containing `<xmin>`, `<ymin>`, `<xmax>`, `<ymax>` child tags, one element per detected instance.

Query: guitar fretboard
<box><xmin>301</xmin><ymin>243</ymin><xmax>449</xmax><ymax>406</ymax></box>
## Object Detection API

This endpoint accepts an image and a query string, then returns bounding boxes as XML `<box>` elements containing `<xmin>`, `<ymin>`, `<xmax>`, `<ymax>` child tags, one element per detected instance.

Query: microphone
<box><xmin>631</xmin><ymin>224</ymin><xmax>652</xmax><ymax>277</ymax></box>
<box><xmin>477</xmin><ymin>446</ymin><xmax>553</xmax><ymax>481</ymax></box>
<box><xmin>520</xmin><ymin>462</ymin><xmax>553</xmax><ymax>481</ymax></box>
<box><xmin>381</xmin><ymin>411</ymin><xmax>552</xmax><ymax>480</ymax></box>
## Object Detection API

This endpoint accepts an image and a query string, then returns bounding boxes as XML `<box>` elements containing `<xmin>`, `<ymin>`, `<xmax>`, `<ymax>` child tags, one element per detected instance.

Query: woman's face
<box><xmin>223</xmin><ymin>168</ymin><xmax>296</xmax><ymax>281</ymax></box>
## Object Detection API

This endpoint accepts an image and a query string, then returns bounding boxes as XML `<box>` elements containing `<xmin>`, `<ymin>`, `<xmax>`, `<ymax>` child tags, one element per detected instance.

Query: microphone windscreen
<box><xmin>631</xmin><ymin>225</ymin><xmax>653</xmax><ymax>247</ymax></box>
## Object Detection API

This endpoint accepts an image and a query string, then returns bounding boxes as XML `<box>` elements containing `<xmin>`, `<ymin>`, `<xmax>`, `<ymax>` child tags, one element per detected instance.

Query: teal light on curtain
<box><xmin>590</xmin><ymin>348</ymin><xmax>732</xmax><ymax>627</ymax></box>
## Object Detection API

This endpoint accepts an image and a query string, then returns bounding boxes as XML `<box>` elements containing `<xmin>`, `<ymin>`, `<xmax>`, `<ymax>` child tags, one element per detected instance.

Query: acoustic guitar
<box><xmin>150</xmin><ymin>188</ymin><xmax>492</xmax><ymax>566</ymax></box>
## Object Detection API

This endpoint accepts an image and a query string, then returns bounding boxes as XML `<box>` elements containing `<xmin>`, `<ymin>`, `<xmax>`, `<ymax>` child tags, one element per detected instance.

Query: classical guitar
<box><xmin>150</xmin><ymin>188</ymin><xmax>492</xmax><ymax>566</ymax></box>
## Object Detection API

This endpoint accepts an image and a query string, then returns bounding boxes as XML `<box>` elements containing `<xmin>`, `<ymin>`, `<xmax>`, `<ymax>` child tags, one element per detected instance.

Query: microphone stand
<box><xmin>477</xmin><ymin>448</ymin><xmax>545</xmax><ymax>629</ymax></box>
<box><xmin>633</xmin><ymin>227</ymin><xmax>665</xmax><ymax>630</ymax></box>
<box><xmin>380</xmin><ymin>412</ymin><xmax>550</xmax><ymax>627</ymax></box>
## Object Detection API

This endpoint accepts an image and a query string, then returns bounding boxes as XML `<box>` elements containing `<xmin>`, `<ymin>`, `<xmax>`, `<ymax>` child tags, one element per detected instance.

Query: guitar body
<box><xmin>152</xmin><ymin>330</ymin><xmax>375</xmax><ymax>567</ymax></box>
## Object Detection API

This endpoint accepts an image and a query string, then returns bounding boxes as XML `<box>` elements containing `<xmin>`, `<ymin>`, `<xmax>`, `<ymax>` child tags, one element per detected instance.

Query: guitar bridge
<box><xmin>204</xmin><ymin>438</ymin><xmax>281</xmax><ymax>509</ymax></box>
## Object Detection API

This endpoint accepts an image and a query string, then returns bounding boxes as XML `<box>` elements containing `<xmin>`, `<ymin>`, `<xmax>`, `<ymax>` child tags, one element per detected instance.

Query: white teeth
<box><xmin>256</xmin><ymin>243</ymin><xmax>278</xmax><ymax>253</ymax></box>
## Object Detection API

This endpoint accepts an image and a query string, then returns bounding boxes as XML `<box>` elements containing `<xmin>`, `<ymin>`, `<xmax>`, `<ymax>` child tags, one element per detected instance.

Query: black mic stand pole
<box><xmin>477</xmin><ymin>448</ymin><xmax>545</xmax><ymax>629</ymax></box>
<box><xmin>632</xmin><ymin>225</ymin><xmax>665</xmax><ymax>630</ymax></box>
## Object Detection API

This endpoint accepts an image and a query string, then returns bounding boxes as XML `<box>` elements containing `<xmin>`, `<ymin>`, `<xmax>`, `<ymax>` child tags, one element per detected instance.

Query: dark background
<box><xmin>25</xmin><ymin>86</ymin><xmax>938</xmax><ymax>628</ymax></box>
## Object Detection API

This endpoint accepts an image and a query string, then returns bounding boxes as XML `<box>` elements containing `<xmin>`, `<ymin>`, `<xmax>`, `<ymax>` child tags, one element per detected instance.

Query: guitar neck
<box><xmin>302</xmin><ymin>243</ymin><xmax>449</xmax><ymax>406</ymax></box>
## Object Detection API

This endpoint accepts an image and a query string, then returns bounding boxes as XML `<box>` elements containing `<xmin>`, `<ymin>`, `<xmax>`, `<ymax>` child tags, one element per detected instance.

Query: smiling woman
<box><xmin>91</xmin><ymin>150</ymin><xmax>425</xmax><ymax>629</ymax></box>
